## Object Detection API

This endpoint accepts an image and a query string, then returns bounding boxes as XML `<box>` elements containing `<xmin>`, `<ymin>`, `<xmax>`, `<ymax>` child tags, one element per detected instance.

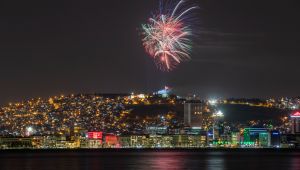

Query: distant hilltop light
<box><xmin>154</xmin><ymin>86</ymin><xmax>172</xmax><ymax>98</ymax></box>
<box><xmin>130</xmin><ymin>93</ymin><xmax>147</xmax><ymax>99</ymax></box>
<box><xmin>213</xmin><ymin>111</ymin><xmax>224</xmax><ymax>117</ymax></box>
<box><xmin>208</xmin><ymin>99</ymin><xmax>217</xmax><ymax>105</ymax></box>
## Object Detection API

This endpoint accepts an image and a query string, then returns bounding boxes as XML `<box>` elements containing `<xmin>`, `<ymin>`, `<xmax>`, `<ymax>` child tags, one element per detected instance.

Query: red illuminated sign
<box><xmin>87</xmin><ymin>132</ymin><xmax>103</xmax><ymax>139</ymax></box>
<box><xmin>291</xmin><ymin>111</ymin><xmax>300</xmax><ymax>118</ymax></box>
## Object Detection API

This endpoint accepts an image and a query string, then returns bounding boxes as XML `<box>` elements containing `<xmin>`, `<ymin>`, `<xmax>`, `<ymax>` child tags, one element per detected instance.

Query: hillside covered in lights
<box><xmin>0</xmin><ymin>93</ymin><xmax>289</xmax><ymax>137</ymax></box>
<box><xmin>0</xmin><ymin>94</ymin><xmax>181</xmax><ymax>137</ymax></box>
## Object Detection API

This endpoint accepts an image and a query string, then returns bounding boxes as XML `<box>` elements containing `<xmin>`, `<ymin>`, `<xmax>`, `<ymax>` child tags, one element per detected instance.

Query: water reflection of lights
<box><xmin>204</xmin><ymin>152</ymin><xmax>225</xmax><ymax>170</ymax></box>
<box><xmin>146</xmin><ymin>152</ymin><xmax>185</xmax><ymax>170</ymax></box>
<box><xmin>206</xmin><ymin>156</ymin><xmax>225</xmax><ymax>170</ymax></box>
<box><xmin>290</xmin><ymin>154</ymin><xmax>300</xmax><ymax>170</ymax></box>
<box><xmin>138</xmin><ymin>152</ymin><xmax>226</xmax><ymax>170</ymax></box>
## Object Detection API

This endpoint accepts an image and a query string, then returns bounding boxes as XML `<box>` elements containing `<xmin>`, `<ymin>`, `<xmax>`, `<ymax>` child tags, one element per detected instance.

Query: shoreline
<box><xmin>0</xmin><ymin>148</ymin><xmax>300</xmax><ymax>153</ymax></box>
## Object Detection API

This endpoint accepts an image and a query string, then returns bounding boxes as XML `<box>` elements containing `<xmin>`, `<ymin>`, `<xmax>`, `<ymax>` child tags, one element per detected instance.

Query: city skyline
<box><xmin>0</xmin><ymin>91</ymin><xmax>297</xmax><ymax>149</ymax></box>
<box><xmin>0</xmin><ymin>0</ymin><xmax>299</xmax><ymax>105</ymax></box>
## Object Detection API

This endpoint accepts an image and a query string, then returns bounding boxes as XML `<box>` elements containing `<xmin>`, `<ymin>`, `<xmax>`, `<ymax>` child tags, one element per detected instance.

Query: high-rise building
<box><xmin>270</xmin><ymin>130</ymin><xmax>281</xmax><ymax>148</ymax></box>
<box><xmin>212</xmin><ymin>111</ymin><xmax>224</xmax><ymax>140</ymax></box>
<box><xmin>184</xmin><ymin>99</ymin><xmax>204</xmax><ymax>127</ymax></box>
<box><xmin>291</xmin><ymin>111</ymin><xmax>300</xmax><ymax>134</ymax></box>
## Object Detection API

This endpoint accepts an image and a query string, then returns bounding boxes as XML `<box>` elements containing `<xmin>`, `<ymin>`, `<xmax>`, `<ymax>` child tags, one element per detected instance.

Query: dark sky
<box><xmin>0</xmin><ymin>0</ymin><xmax>299</xmax><ymax>104</ymax></box>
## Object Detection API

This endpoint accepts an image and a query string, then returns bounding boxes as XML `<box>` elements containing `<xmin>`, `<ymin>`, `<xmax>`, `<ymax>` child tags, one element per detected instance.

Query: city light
<box><xmin>208</xmin><ymin>99</ymin><xmax>217</xmax><ymax>105</ymax></box>
<box><xmin>87</xmin><ymin>132</ymin><xmax>103</xmax><ymax>139</ymax></box>
<box><xmin>0</xmin><ymin>92</ymin><xmax>298</xmax><ymax>149</ymax></box>
<box><xmin>26</xmin><ymin>126</ymin><xmax>34</xmax><ymax>136</ymax></box>
<box><xmin>291</xmin><ymin>111</ymin><xmax>300</xmax><ymax>118</ymax></box>
<box><xmin>213</xmin><ymin>111</ymin><xmax>224</xmax><ymax>117</ymax></box>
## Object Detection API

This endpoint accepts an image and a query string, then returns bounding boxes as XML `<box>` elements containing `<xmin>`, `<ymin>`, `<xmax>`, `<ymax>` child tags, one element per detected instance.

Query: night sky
<box><xmin>0</xmin><ymin>0</ymin><xmax>299</xmax><ymax>104</ymax></box>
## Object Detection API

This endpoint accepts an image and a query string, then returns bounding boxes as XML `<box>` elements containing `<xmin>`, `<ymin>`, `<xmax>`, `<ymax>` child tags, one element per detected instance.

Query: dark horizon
<box><xmin>0</xmin><ymin>0</ymin><xmax>299</xmax><ymax>105</ymax></box>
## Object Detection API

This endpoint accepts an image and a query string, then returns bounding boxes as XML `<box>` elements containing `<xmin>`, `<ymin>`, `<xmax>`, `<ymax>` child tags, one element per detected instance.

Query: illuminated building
<box><xmin>161</xmin><ymin>135</ymin><xmax>173</xmax><ymax>147</ymax></box>
<box><xmin>146</xmin><ymin>126</ymin><xmax>168</xmax><ymax>135</ymax></box>
<box><xmin>171</xmin><ymin>134</ymin><xmax>207</xmax><ymax>148</ymax></box>
<box><xmin>207</xmin><ymin>131</ymin><xmax>214</xmax><ymax>144</ymax></box>
<box><xmin>200</xmin><ymin>133</ymin><xmax>208</xmax><ymax>146</ymax></box>
<box><xmin>80</xmin><ymin>138</ymin><xmax>89</xmax><ymax>148</ymax></box>
<box><xmin>259</xmin><ymin>132</ymin><xmax>270</xmax><ymax>147</ymax></box>
<box><xmin>87</xmin><ymin>132</ymin><xmax>103</xmax><ymax>148</ymax></box>
<box><xmin>88</xmin><ymin>139</ymin><xmax>102</xmax><ymax>148</ymax></box>
<box><xmin>184</xmin><ymin>99</ymin><xmax>205</xmax><ymax>127</ymax></box>
<box><xmin>87</xmin><ymin>132</ymin><xmax>103</xmax><ymax>139</ymax></box>
<box><xmin>291</xmin><ymin>111</ymin><xmax>300</xmax><ymax>134</ymax></box>
<box><xmin>172</xmin><ymin>135</ymin><xmax>189</xmax><ymax>147</ymax></box>
<box><xmin>188</xmin><ymin>135</ymin><xmax>206</xmax><ymax>147</ymax></box>
<box><xmin>212</xmin><ymin>111</ymin><xmax>224</xmax><ymax>140</ymax></box>
<box><xmin>41</xmin><ymin>136</ymin><xmax>57</xmax><ymax>148</ymax></box>
<box><xmin>243</xmin><ymin>128</ymin><xmax>268</xmax><ymax>146</ymax></box>
<box><xmin>231</xmin><ymin>132</ymin><xmax>241</xmax><ymax>146</ymax></box>
<box><xmin>55</xmin><ymin>138</ymin><xmax>80</xmax><ymax>149</ymax></box>
<box><xmin>148</xmin><ymin>135</ymin><xmax>160</xmax><ymax>148</ymax></box>
<box><xmin>118</xmin><ymin>136</ymin><xmax>131</xmax><ymax>148</ymax></box>
<box><xmin>104</xmin><ymin>134</ymin><xmax>119</xmax><ymax>147</ymax></box>
<box><xmin>148</xmin><ymin>135</ymin><xmax>173</xmax><ymax>148</ymax></box>
<box><xmin>181</xmin><ymin>127</ymin><xmax>203</xmax><ymax>135</ymax></box>
<box><xmin>270</xmin><ymin>130</ymin><xmax>280</xmax><ymax>148</ymax></box>
<box><xmin>280</xmin><ymin>134</ymin><xmax>300</xmax><ymax>148</ymax></box>
<box><xmin>130</xmin><ymin>135</ymin><xmax>148</xmax><ymax>148</ymax></box>
<box><xmin>0</xmin><ymin>137</ymin><xmax>32</xmax><ymax>149</ymax></box>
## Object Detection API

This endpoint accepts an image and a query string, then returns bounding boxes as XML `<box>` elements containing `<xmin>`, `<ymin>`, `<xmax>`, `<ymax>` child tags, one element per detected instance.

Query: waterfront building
<box><xmin>231</xmin><ymin>132</ymin><xmax>241</xmax><ymax>147</ymax></box>
<box><xmin>148</xmin><ymin>135</ymin><xmax>173</xmax><ymax>148</ymax></box>
<box><xmin>184</xmin><ymin>99</ymin><xmax>205</xmax><ymax>127</ymax></box>
<box><xmin>130</xmin><ymin>135</ymin><xmax>148</xmax><ymax>148</ymax></box>
<box><xmin>0</xmin><ymin>137</ymin><xmax>32</xmax><ymax>149</ymax></box>
<box><xmin>188</xmin><ymin>135</ymin><xmax>206</xmax><ymax>147</ymax></box>
<box><xmin>270</xmin><ymin>130</ymin><xmax>280</xmax><ymax>148</ymax></box>
<box><xmin>172</xmin><ymin>135</ymin><xmax>189</xmax><ymax>147</ymax></box>
<box><xmin>87</xmin><ymin>139</ymin><xmax>102</xmax><ymax>148</ymax></box>
<box><xmin>104</xmin><ymin>134</ymin><xmax>119</xmax><ymax>148</ymax></box>
<box><xmin>259</xmin><ymin>132</ymin><xmax>270</xmax><ymax>147</ymax></box>
<box><xmin>280</xmin><ymin>134</ymin><xmax>300</xmax><ymax>148</ymax></box>
<box><xmin>243</xmin><ymin>128</ymin><xmax>268</xmax><ymax>146</ymax></box>
<box><xmin>212</xmin><ymin>111</ymin><xmax>224</xmax><ymax>140</ymax></box>
<box><xmin>87</xmin><ymin>132</ymin><xmax>103</xmax><ymax>148</ymax></box>
<box><xmin>80</xmin><ymin>137</ymin><xmax>89</xmax><ymax>148</ymax></box>
<box><xmin>118</xmin><ymin>136</ymin><xmax>131</xmax><ymax>148</ymax></box>
<box><xmin>291</xmin><ymin>111</ymin><xmax>300</xmax><ymax>134</ymax></box>
<box><xmin>31</xmin><ymin>136</ymin><xmax>44</xmax><ymax>148</ymax></box>
<box><xmin>41</xmin><ymin>136</ymin><xmax>57</xmax><ymax>148</ymax></box>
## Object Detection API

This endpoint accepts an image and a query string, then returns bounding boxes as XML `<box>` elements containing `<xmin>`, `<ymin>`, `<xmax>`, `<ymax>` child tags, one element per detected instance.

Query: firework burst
<box><xmin>141</xmin><ymin>0</ymin><xmax>197</xmax><ymax>71</ymax></box>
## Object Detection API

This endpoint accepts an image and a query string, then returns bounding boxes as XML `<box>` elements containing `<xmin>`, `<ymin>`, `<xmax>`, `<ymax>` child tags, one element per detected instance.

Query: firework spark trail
<box><xmin>141</xmin><ymin>0</ymin><xmax>197</xmax><ymax>71</ymax></box>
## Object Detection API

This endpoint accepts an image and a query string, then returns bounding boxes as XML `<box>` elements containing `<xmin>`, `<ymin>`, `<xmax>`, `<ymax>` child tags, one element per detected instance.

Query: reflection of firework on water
<box><xmin>141</xmin><ymin>0</ymin><xmax>198</xmax><ymax>71</ymax></box>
